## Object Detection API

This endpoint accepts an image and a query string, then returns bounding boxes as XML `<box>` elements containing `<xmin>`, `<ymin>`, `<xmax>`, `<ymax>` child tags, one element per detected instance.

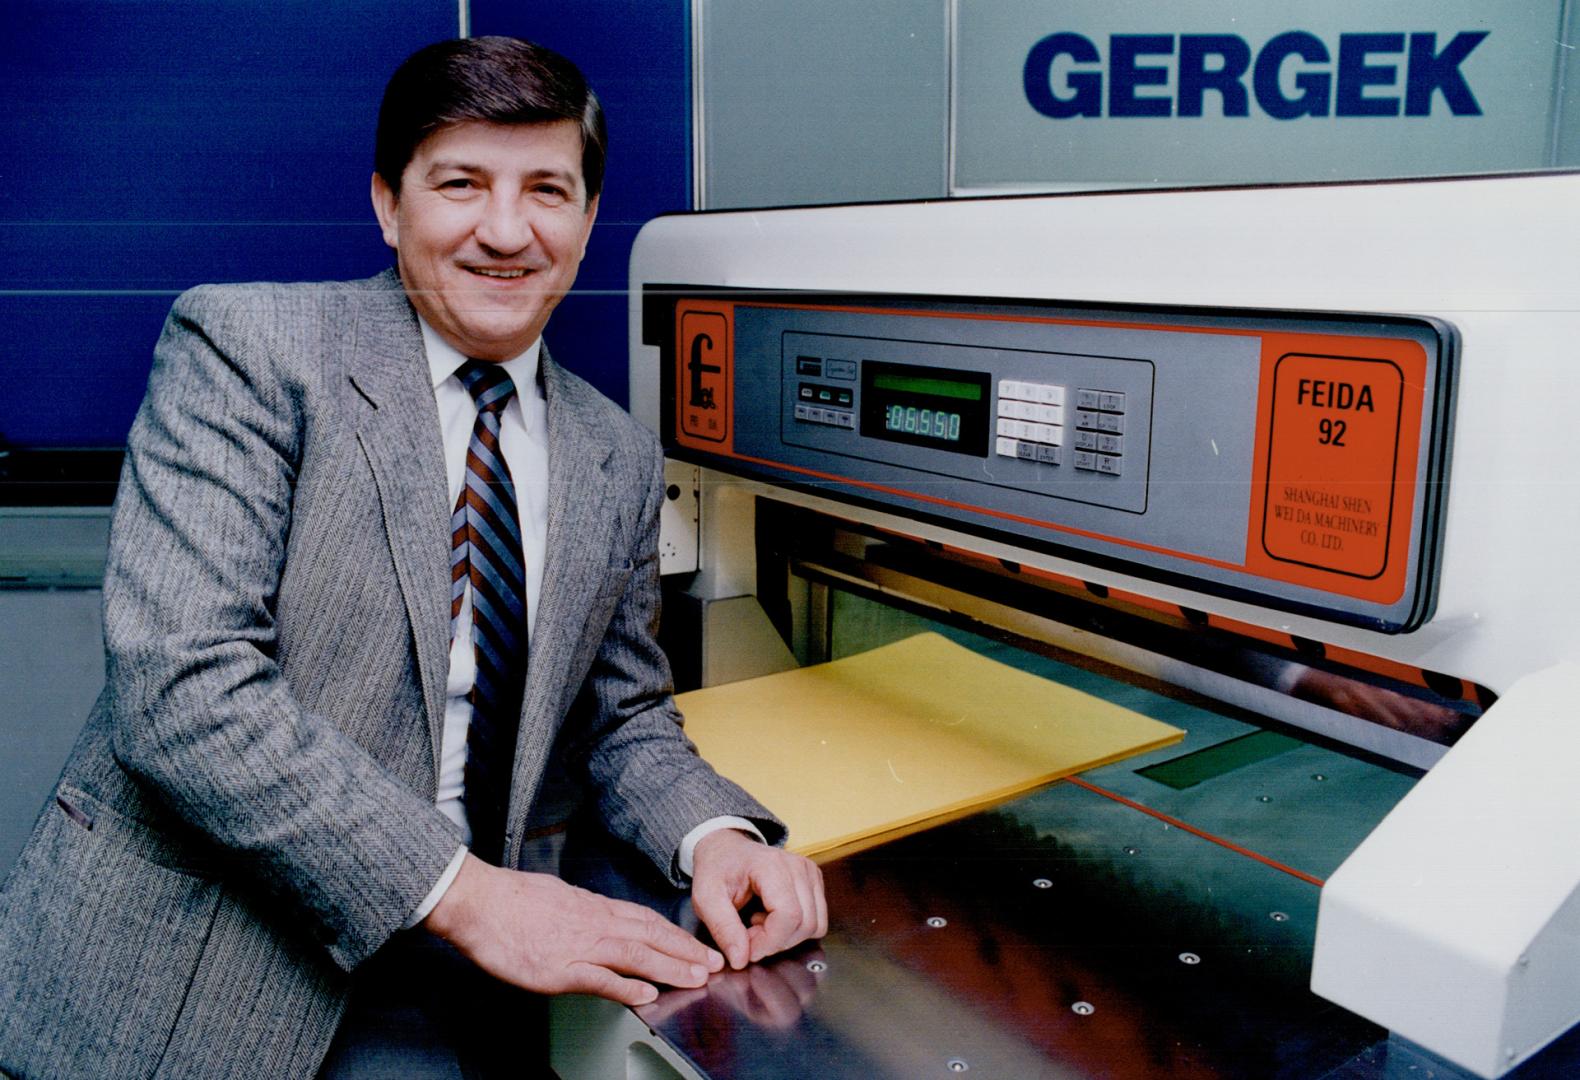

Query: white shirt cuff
<box><xmin>405</xmin><ymin>844</ymin><xmax>469</xmax><ymax>929</ymax></box>
<box><xmin>677</xmin><ymin>816</ymin><xmax>766</xmax><ymax>879</ymax></box>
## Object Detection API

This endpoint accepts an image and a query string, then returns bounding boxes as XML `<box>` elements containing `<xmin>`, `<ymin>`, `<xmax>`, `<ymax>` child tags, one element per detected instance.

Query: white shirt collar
<box><xmin>418</xmin><ymin>316</ymin><xmax>544</xmax><ymax>416</ymax></box>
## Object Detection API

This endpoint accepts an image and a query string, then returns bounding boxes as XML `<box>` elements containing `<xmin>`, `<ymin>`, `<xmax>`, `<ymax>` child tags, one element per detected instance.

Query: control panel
<box><xmin>778</xmin><ymin>331</ymin><xmax>1154</xmax><ymax>515</ymax></box>
<box><xmin>664</xmin><ymin>293</ymin><xmax>1453</xmax><ymax>632</ymax></box>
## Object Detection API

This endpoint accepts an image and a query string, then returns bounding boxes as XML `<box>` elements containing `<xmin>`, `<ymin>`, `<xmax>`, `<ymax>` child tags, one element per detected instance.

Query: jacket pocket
<box><xmin>0</xmin><ymin>783</ymin><xmax>221</xmax><ymax>1080</ymax></box>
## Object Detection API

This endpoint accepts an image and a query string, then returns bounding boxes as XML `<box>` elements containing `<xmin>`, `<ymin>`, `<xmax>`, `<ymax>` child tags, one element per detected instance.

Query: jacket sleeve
<box><xmin>103</xmin><ymin>285</ymin><xmax>460</xmax><ymax>971</ymax></box>
<box><xmin>568</xmin><ymin>437</ymin><xmax>787</xmax><ymax>885</ymax></box>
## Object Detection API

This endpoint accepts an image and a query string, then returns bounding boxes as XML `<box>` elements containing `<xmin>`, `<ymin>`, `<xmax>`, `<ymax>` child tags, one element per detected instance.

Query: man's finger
<box><xmin>564</xmin><ymin>961</ymin><xmax>660</xmax><ymax>1007</ymax></box>
<box><xmin>747</xmin><ymin>866</ymin><xmax>809</xmax><ymax>962</ymax></box>
<box><xmin>587</xmin><ymin>934</ymin><xmax>713</xmax><ymax>989</ymax></box>
<box><xmin>811</xmin><ymin>861</ymin><xmax>829</xmax><ymax>939</ymax></box>
<box><xmin>790</xmin><ymin>860</ymin><xmax>819</xmax><ymax>941</ymax></box>
<box><xmin>692</xmin><ymin>875</ymin><xmax>751</xmax><ymax>970</ymax></box>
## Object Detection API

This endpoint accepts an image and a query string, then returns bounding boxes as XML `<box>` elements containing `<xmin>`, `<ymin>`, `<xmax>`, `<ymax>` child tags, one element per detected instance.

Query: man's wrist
<box><xmin>405</xmin><ymin>844</ymin><xmax>469</xmax><ymax>929</ymax></box>
<box><xmin>677</xmin><ymin>816</ymin><xmax>766</xmax><ymax>879</ymax></box>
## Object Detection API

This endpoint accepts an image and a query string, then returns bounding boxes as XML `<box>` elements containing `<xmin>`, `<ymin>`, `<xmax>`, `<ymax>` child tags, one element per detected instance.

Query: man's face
<box><xmin>371</xmin><ymin>119</ymin><xmax>599</xmax><ymax>362</ymax></box>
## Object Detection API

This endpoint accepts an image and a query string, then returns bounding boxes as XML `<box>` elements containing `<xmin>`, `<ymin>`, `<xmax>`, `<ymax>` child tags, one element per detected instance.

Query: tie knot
<box><xmin>456</xmin><ymin>360</ymin><xmax>516</xmax><ymax>415</ymax></box>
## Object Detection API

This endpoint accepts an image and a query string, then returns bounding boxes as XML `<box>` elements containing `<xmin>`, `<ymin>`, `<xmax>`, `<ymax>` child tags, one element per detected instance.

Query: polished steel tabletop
<box><xmin>561</xmin><ymin>619</ymin><xmax>1580</xmax><ymax>1079</ymax></box>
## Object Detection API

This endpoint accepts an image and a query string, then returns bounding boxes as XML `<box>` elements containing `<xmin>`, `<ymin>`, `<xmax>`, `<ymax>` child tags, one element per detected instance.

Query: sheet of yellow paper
<box><xmin>679</xmin><ymin>632</ymin><xmax>1185</xmax><ymax>861</ymax></box>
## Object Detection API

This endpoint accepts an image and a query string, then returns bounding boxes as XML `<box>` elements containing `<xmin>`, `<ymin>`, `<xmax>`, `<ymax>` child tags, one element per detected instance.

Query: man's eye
<box><xmin>536</xmin><ymin>185</ymin><xmax>568</xmax><ymax>200</ymax></box>
<box><xmin>439</xmin><ymin>178</ymin><xmax>475</xmax><ymax>191</ymax></box>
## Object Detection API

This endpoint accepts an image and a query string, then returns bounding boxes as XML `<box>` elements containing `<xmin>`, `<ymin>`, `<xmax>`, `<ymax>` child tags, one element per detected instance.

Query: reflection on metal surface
<box><xmin>640</xmin><ymin>806</ymin><xmax>1383</xmax><ymax>1079</ymax></box>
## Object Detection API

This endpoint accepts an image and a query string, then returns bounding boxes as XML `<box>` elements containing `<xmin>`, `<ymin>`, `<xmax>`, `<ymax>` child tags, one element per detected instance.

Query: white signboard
<box><xmin>954</xmin><ymin>1</ymin><xmax>1566</xmax><ymax>191</ymax></box>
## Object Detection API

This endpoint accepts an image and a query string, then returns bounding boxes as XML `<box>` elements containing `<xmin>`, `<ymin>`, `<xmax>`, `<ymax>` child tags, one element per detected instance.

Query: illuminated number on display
<box><xmin>879</xmin><ymin>404</ymin><xmax>964</xmax><ymax>443</ymax></box>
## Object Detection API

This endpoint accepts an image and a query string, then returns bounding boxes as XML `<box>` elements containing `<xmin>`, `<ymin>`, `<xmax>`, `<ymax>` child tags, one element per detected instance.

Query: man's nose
<box><xmin>474</xmin><ymin>195</ymin><xmax>534</xmax><ymax>255</ymax></box>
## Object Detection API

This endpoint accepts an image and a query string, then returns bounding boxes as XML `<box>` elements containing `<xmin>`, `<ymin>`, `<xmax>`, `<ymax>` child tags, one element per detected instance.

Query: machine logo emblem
<box><xmin>678</xmin><ymin>304</ymin><xmax>732</xmax><ymax>444</ymax></box>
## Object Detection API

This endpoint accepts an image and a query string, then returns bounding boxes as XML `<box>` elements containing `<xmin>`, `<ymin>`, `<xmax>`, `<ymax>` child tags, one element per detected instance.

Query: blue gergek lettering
<box><xmin>1023</xmin><ymin>30</ymin><xmax>1489</xmax><ymax>119</ymax></box>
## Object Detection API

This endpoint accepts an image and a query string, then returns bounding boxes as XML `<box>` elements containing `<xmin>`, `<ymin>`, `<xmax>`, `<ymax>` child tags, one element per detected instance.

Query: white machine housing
<box><xmin>627</xmin><ymin>174</ymin><xmax>1580</xmax><ymax>1077</ymax></box>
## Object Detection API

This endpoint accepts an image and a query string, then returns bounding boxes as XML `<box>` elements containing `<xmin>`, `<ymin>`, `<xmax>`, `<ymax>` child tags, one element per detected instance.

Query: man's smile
<box><xmin>465</xmin><ymin>266</ymin><xmax>534</xmax><ymax>279</ymax></box>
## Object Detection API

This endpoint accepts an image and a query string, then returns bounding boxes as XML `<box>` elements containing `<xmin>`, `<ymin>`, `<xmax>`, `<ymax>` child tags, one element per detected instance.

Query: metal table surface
<box><xmin>576</xmin><ymin>787</ymin><xmax>1580</xmax><ymax>1080</ymax></box>
<box><xmin>634</xmin><ymin>797</ymin><xmax>1376</xmax><ymax>1079</ymax></box>
<box><xmin>556</xmin><ymin>615</ymin><xmax>1580</xmax><ymax>1079</ymax></box>
<box><xmin>559</xmin><ymin>739</ymin><xmax>1580</xmax><ymax>1080</ymax></box>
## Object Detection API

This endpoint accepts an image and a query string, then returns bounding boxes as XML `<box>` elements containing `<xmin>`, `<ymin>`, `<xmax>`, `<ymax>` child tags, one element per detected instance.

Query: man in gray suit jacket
<box><xmin>0</xmin><ymin>37</ymin><xmax>826</xmax><ymax>1079</ymax></box>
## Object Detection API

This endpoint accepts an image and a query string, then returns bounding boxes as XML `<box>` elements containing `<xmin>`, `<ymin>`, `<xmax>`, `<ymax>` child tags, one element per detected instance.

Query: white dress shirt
<box><xmin>406</xmin><ymin>321</ymin><xmax>759</xmax><ymax>926</ymax></box>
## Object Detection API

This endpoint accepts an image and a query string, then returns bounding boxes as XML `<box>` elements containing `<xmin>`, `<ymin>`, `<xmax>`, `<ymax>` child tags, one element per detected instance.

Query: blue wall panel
<box><xmin>470</xmin><ymin>0</ymin><xmax>692</xmax><ymax>407</ymax></box>
<box><xmin>0</xmin><ymin>0</ymin><xmax>458</xmax><ymax>452</ymax></box>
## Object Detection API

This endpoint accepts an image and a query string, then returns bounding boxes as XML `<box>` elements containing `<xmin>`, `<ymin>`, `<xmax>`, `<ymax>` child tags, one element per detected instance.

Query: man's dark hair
<box><xmin>375</xmin><ymin>36</ymin><xmax>607</xmax><ymax>203</ymax></box>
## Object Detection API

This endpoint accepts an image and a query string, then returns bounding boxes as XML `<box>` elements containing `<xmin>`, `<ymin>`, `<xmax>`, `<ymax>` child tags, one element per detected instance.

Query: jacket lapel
<box><xmin>345</xmin><ymin>272</ymin><xmax>451</xmax><ymax>781</ymax></box>
<box><xmin>510</xmin><ymin>348</ymin><xmax>620</xmax><ymax>829</ymax></box>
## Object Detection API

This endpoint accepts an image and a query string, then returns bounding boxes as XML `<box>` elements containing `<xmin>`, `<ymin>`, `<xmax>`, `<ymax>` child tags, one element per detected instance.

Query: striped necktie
<box><xmin>451</xmin><ymin>360</ymin><xmax>527</xmax><ymax>865</ymax></box>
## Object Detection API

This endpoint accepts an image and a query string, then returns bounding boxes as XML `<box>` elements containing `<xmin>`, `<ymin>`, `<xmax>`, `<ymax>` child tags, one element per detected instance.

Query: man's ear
<box><xmin>370</xmin><ymin>172</ymin><xmax>399</xmax><ymax>250</ymax></box>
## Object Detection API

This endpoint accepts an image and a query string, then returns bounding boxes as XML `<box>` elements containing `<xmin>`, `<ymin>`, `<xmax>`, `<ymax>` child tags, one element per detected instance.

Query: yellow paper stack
<box><xmin>678</xmin><ymin>632</ymin><xmax>1185</xmax><ymax>860</ymax></box>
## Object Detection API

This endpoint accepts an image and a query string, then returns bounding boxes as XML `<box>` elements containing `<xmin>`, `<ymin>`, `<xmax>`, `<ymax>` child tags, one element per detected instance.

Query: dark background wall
<box><xmin>0</xmin><ymin>1</ymin><xmax>457</xmax><ymax>453</ymax></box>
<box><xmin>0</xmin><ymin>0</ymin><xmax>690</xmax><ymax>465</ymax></box>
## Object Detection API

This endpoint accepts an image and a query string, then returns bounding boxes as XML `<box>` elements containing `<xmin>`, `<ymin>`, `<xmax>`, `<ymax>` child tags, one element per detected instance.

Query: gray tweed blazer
<box><xmin>0</xmin><ymin>271</ymin><xmax>781</xmax><ymax>1079</ymax></box>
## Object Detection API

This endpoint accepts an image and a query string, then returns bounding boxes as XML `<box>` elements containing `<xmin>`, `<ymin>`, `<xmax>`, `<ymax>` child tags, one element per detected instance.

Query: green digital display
<box><xmin>861</xmin><ymin>359</ymin><xmax>990</xmax><ymax>458</ymax></box>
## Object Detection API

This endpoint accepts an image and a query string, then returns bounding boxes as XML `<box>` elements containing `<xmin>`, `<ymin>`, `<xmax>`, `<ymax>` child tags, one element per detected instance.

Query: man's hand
<box><xmin>689</xmin><ymin>830</ymin><xmax>828</xmax><ymax>970</ymax></box>
<box><xmin>422</xmin><ymin>853</ymin><xmax>724</xmax><ymax>1006</ymax></box>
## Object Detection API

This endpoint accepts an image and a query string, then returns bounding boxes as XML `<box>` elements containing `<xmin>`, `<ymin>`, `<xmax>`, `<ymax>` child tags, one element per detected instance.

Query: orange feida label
<box><xmin>1245</xmin><ymin>334</ymin><xmax>1428</xmax><ymax>605</ymax></box>
<box><xmin>675</xmin><ymin>300</ymin><xmax>734</xmax><ymax>450</ymax></box>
